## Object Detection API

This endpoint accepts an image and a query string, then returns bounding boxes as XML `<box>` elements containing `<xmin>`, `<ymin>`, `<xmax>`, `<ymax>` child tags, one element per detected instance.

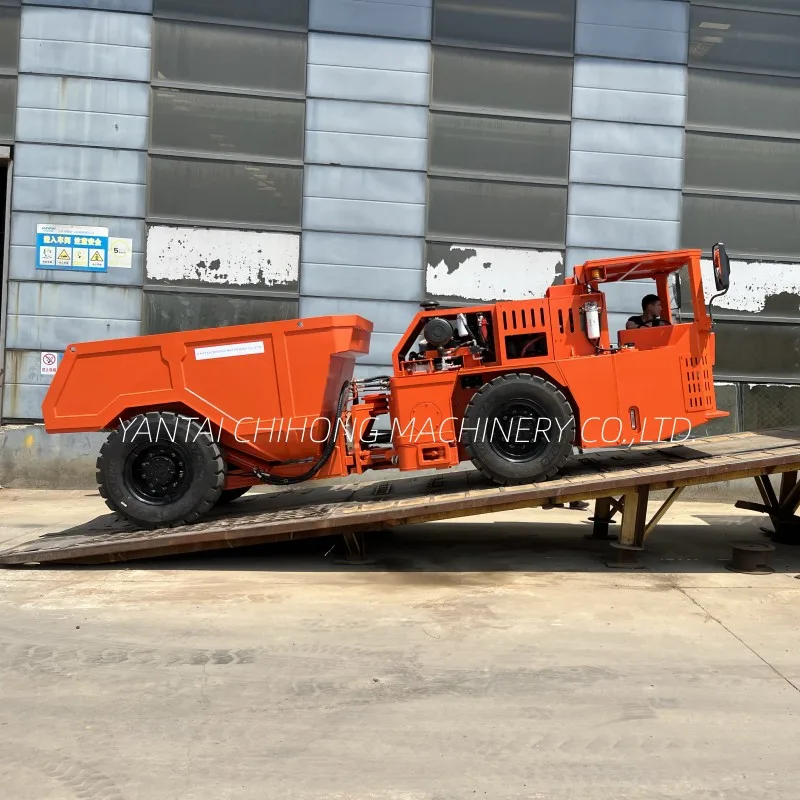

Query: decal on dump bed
<box><xmin>194</xmin><ymin>341</ymin><xmax>265</xmax><ymax>361</ymax></box>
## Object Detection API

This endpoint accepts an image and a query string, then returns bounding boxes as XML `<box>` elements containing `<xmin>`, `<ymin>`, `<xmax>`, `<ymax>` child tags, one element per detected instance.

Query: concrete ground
<box><xmin>1</xmin><ymin>489</ymin><xmax>800</xmax><ymax>799</ymax></box>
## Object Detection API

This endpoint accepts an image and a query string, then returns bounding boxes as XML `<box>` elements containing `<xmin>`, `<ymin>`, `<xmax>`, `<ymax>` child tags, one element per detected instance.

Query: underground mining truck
<box><xmin>42</xmin><ymin>246</ymin><xmax>731</xmax><ymax>528</ymax></box>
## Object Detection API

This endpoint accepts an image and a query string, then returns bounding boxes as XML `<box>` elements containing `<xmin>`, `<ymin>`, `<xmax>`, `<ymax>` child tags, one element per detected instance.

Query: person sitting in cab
<box><xmin>626</xmin><ymin>294</ymin><xmax>671</xmax><ymax>329</ymax></box>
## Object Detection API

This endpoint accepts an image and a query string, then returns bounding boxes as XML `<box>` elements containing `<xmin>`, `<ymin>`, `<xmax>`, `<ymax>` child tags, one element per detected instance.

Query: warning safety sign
<box><xmin>36</xmin><ymin>224</ymin><xmax>108</xmax><ymax>273</ymax></box>
<box><xmin>90</xmin><ymin>249</ymin><xmax>105</xmax><ymax>268</ymax></box>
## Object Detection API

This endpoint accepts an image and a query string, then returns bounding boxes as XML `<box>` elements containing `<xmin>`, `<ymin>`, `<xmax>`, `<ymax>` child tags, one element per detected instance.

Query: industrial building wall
<box><xmin>1</xmin><ymin>0</ymin><xmax>800</xmax><ymax>487</ymax></box>
<box><xmin>3</xmin><ymin>0</ymin><xmax>151</xmax><ymax>421</ymax></box>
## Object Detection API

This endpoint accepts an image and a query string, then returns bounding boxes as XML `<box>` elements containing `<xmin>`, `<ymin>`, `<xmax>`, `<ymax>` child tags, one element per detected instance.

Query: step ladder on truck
<box><xmin>28</xmin><ymin>244</ymin><xmax>747</xmax><ymax>564</ymax></box>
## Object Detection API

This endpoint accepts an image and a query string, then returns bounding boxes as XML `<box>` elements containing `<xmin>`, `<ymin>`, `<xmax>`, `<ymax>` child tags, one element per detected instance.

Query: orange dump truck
<box><xmin>42</xmin><ymin>246</ymin><xmax>731</xmax><ymax>528</ymax></box>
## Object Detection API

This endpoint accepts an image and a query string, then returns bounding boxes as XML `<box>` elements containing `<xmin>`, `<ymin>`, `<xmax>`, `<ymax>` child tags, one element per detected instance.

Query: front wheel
<box><xmin>96</xmin><ymin>412</ymin><xmax>226</xmax><ymax>529</ymax></box>
<box><xmin>462</xmin><ymin>373</ymin><xmax>575</xmax><ymax>485</ymax></box>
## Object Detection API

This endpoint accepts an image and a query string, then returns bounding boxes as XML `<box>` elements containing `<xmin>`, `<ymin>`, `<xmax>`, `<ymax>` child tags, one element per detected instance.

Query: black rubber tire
<box><xmin>96</xmin><ymin>411</ymin><xmax>226</xmax><ymax>529</ymax></box>
<box><xmin>462</xmin><ymin>373</ymin><xmax>575</xmax><ymax>486</ymax></box>
<box><xmin>215</xmin><ymin>487</ymin><xmax>251</xmax><ymax>506</ymax></box>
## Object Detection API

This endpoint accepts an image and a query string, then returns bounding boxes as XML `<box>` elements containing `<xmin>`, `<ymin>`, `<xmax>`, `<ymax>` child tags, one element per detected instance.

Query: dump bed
<box><xmin>43</xmin><ymin>315</ymin><xmax>373</xmax><ymax>463</ymax></box>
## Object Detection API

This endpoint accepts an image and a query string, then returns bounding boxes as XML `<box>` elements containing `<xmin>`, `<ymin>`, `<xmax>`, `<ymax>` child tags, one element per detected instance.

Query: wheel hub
<box><xmin>127</xmin><ymin>443</ymin><xmax>191</xmax><ymax>504</ymax></box>
<box><xmin>490</xmin><ymin>400</ymin><xmax>550</xmax><ymax>462</ymax></box>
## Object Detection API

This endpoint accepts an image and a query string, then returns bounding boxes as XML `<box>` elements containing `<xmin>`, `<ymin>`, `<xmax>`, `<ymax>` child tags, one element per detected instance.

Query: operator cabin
<box><xmin>626</xmin><ymin>294</ymin><xmax>672</xmax><ymax>330</ymax></box>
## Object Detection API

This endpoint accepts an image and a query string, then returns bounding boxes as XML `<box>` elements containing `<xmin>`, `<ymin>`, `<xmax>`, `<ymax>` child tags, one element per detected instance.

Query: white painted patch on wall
<box><xmin>701</xmin><ymin>258</ymin><xmax>800</xmax><ymax>313</ymax></box>
<box><xmin>146</xmin><ymin>226</ymin><xmax>300</xmax><ymax>288</ymax></box>
<box><xmin>427</xmin><ymin>246</ymin><xmax>562</xmax><ymax>302</ymax></box>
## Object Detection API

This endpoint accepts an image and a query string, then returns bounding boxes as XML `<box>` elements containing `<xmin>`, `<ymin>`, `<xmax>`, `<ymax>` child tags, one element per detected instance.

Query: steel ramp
<box><xmin>3</xmin><ymin>428</ymin><xmax>800</xmax><ymax>566</ymax></box>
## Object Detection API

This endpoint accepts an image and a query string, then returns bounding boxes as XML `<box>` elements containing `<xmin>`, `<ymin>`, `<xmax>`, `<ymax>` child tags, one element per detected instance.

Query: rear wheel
<box><xmin>97</xmin><ymin>411</ymin><xmax>225</xmax><ymax>529</ymax></box>
<box><xmin>462</xmin><ymin>373</ymin><xmax>575</xmax><ymax>485</ymax></box>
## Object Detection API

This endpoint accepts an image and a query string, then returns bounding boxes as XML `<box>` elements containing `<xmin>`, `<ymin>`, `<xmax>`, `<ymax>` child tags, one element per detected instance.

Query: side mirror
<box><xmin>711</xmin><ymin>242</ymin><xmax>731</xmax><ymax>294</ymax></box>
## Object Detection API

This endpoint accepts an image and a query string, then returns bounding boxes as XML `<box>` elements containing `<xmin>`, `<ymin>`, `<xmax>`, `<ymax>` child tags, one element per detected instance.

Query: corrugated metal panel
<box><xmin>572</xmin><ymin>87</ymin><xmax>686</xmax><ymax>127</ymax></box>
<box><xmin>307</xmin><ymin>33</ymin><xmax>430</xmax><ymax>105</ymax></box>
<box><xmin>305</xmin><ymin>130</ymin><xmax>427</xmax><ymax>172</ymax></box>
<box><xmin>570</xmin><ymin>152</ymin><xmax>683</xmax><ymax>191</ymax></box>
<box><xmin>302</xmin><ymin>32</ymin><xmax>430</xmax><ymax>319</ymax></box>
<box><xmin>5</xmin><ymin>313</ymin><xmax>140</xmax><ymax>350</ymax></box>
<box><xmin>15</xmin><ymin>107</ymin><xmax>148</xmax><ymax>149</ymax></box>
<box><xmin>305</xmin><ymin>166</ymin><xmax>426</xmax><ymax>205</ymax></box>
<box><xmin>307</xmin><ymin>64</ymin><xmax>429</xmax><ymax>105</ymax></box>
<box><xmin>302</xmin><ymin>231</ymin><xmax>424</xmax><ymax>271</ymax></box>
<box><xmin>13</xmin><ymin>175</ymin><xmax>146</xmax><ymax>217</ymax></box>
<box><xmin>310</xmin><ymin>0</ymin><xmax>432</xmax><ymax>40</ymax></box>
<box><xmin>142</xmin><ymin>292</ymin><xmax>298</xmax><ymax>336</ymax></box>
<box><xmin>11</xmin><ymin>212</ymin><xmax>145</xmax><ymax>251</ymax></box>
<box><xmin>17</xmin><ymin>74</ymin><xmax>149</xmax><ymax>116</ymax></box>
<box><xmin>5</xmin><ymin>281</ymin><xmax>142</xmax><ymax>319</ymax></box>
<box><xmin>307</xmin><ymin>98</ymin><xmax>428</xmax><ymax>138</ymax></box>
<box><xmin>575</xmin><ymin>0</ymin><xmax>689</xmax><ymax>64</ymax></box>
<box><xmin>21</xmin><ymin>6</ymin><xmax>151</xmax><ymax>47</ymax></box>
<box><xmin>300</xmin><ymin>296</ymin><xmax>419</xmax><ymax>335</ymax></box>
<box><xmin>5</xmin><ymin>349</ymin><xmax>65</xmax><ymax>387</ymax></box>
<box><xmin>571</xmin><ymin>120</ymin><xmax>684</xmax><ymax>159</ymax></box>
<box><xmin>9</xmin><ymin>247</ymin><xmax>145</xmax><ymax>286</ymax></box>
<box><xmin>574</xmin><ymin>57</ymin><xmax>686</xmax><ymax>96</ymax></box>
<box><xmin>300</xmin><ymin>263</ymin><xmax>423</xmax><ymax>302</ymax></box>
<box><xmin>27</xmin><ymin>1</ymin><xmax>152</xmax><ymax>11</ymax></box>
<box><xmin>362</xmin><ymin>332</ymin><xmax>405</xmax><ymax>365</ymax></box>
<box><xmin>303</xmin><ymin>198</ymin><xmax>425</xmax><ymax>237</ymax></box>
<box><xmin>568</xmin><ymin>185</ymin><xmax>681</xmax><ymax>222</ymax></box>
<box><xmin>1</xmin><ymin>381</ymin><xmax>49</xmax><ymax>421</ymax></box>
<box><xmin>145</xmin><ymin>226</ymin><xmax>300</xmax><ymax>293</ymax></box>
<box><xmin>15</xmin><ymin>143</ymin><xmax>146</xmax><ymax>184</ymax></box>
<box><xmin>567</xmin><ymin>216</ymin><xmax>680</xmax><ymax>252</ymax></box>
<box><xmin>19</xmin><ymin>40</ymin><xmax>150</xmax><ymax>81</ymax></box>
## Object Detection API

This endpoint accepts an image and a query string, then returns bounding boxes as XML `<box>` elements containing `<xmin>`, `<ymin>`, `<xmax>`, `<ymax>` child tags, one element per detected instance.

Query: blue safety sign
<box><xmin>36</xmin><ymin>224</ymin><xmax>109</xmax><ymax>273</ymax></box>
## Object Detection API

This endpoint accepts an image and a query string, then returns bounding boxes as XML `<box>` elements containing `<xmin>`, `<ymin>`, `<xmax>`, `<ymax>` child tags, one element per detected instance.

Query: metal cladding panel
<box><xmin>9</xmin><ymin>247</ymin><xmax>145</xmax><ymax>286</ymax></box>
<box><xmin>19</xmin><ymin>40</ymin><xmax>150</xmax><ymax>81</ymax></box>
<box><xmin>300</xmin><ymin>263</ymin><xmax>424</xmax><ymax>302</ymax></box>
<box><xmin>305</xmin><ymin>130</ymin><xmax>428</xmax><ymax>172</ymax></box>
<box><xmin>25</xmin><ymin>1</ymin><xmax>152</xmax><ymax>11</ymax></box>
<box><xmin>142</xmin><ymin>292</ymin><xmax>298</xmax><ymax>336</ymax></box>
<box><xmin>153</xmin><ymin>21</ymin><xmax>306</xmax><ymax>95</ymax></box>
<box><xmin>153</xmin><ymin>0</ymin><xmax>307</xmax><ymax>29</ymax></box>
<box><xmin>687</xmin><ymin>69</ymin><xmax>800</xmax><ymax>138</ymax></box>
<box><xmin>433</xmin><ymin>0</ymin><xmax>575</xmax><ymax>55</ymax></box>
<box><xmin>15</xmin><ymin>143</ymin><xmax>146</xmax><ymax>184</ymax></box>
<box><xmin>304</xmin><ymin>166</ymin><xmax>426</xmax><ymax>205</ymax></box>
<box><xmin>575</xmin><ymin>0</ymin><xmax>689</xmax><ymax>64</ymax></box>
<box><xmin>309</xmin><ymin>0</ymin><xmax>432</xmax><ymax>40</ymax></box>
<box><xmin>6</xmin><ymin>281</ymin><xmax>142</xmax><ymax>320</ymax></box>
<box><xmin>681</xmin><ymin>194</ymin><xmax>800</xmax><ymax>261</ymax></box>
<box><xmin>303</xmin><ymin>198</ymin><xmax>425</xmax><ymax>237</ymax></box>
<box><xmin>571</xmin><ymin>120</ymin><xmax>684</xmax><ymax>159</ymax></box>
<box><xmin>151</xmin><ymin>89</ymin><xmax>305</xmax><ymax>162</ymax></box>
<box><xmin>360</xmin><ymin>332</ymin><xmax>405</xmax><ymax>365</ymax></box>
<box><xmin>685</xmin><ymin>131</ymin><xmax>800</xmax><ymax>200</ymax></box>
<box><xmin>13</xmin><ymin>175</ymin><xmax>146</xmax><ymax>217</ymax></box>
<box><xmin>1</xmin><ymin>381</ymin><xmax>48</xmax><ymax>421</ymax></box>
<box><xmin>566</xmin><ymin>247</ymin><xmax>650</xmax><ymax>271</ymax></box>
<box><xmin>21</xmin><ymin>6</ymin><xmax>151</xmax><ymax>46</ymax></box>
<box><xmin>17</xmin><ymin>74</ymin><xmax>149</xmax><ymax>116</ymax></box>
<box><xmin>567</xmin><ymin>215</ymin><xmax>680</xmax><ymax>252</ymax></box>
<box><xmin>307</xmin><ymin>33</ymin><xmax>430</xmax><ymax>106</ymax></box>
<box><xmin>715</xmin><ymin>323</ymin><xmax>800</xmax><ymax>383</ymax></box>
<box><xmin>570</xmin><ymin>151</ymin><xmax>684</xmax><ymax>190</ymax></box>
<box><xmin>10</xmin><ymin>212</ymin><xmax>145</xmax><ymax>251</ymax></box>
<box><xmin>0</xmin><ymin>76</ymin><xmax>15</xmax><ymax>142</ymax></box>
<box><xmin>299</xmin><ymin>296</ymin><xmax>419</xmax><ymax>335</ymax></box>
<box><xmin>5</xmin><ymin>313</ymin><xmax>141</xmax><ymax>350</ymax></box>
<box><xmin>302</xmin><ymin>231</ymin><xmax>424</xmax><ymax>271</ymax></box>
<box><xmin>574</xmin><ymin>57</ymin><xmax>687</xmax><ymax>95</ymax></box>
<box><xmin>568</xmin><ymin>185</ymin><xmax>682</xmax><ymax>222</ymax></box>
<box><xmin>15</xmin><ymin>107</ymin><xmax>148</xmax><ymax>149</ymax></box>
<box><xmin>307</xmin><ymin>98</ymin><xmax>428</xmax><ymax>139</ymax></box>
<box><xmin>572</xmin><ymin>87</ymin><xmax>686</xmax><ymax>127</ymax></box>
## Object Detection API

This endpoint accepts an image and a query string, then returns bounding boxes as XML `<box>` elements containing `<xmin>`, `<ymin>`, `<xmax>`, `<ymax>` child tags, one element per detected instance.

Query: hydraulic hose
<box><xmin>253</xmin><ymin>380</ymin><xmax>352</xmax><ymax>486</ymax></box>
